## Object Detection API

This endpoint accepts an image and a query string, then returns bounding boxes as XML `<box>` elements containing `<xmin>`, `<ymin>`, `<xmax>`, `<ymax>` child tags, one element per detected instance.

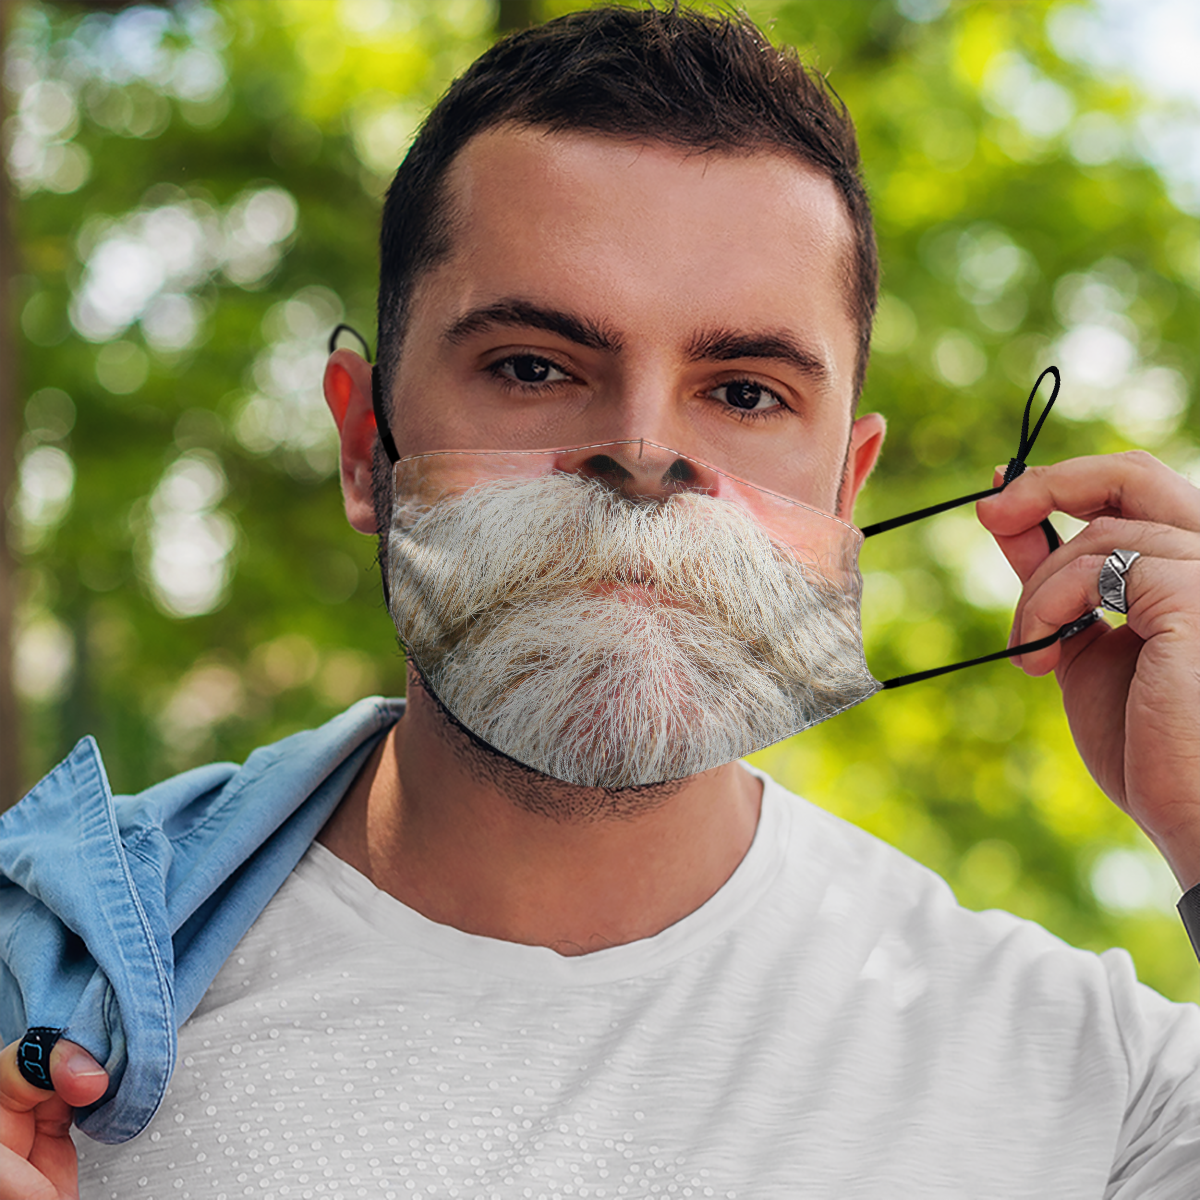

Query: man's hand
<box><xmin>977</xmin><ymin>450</ymin><xmax>1200</xmax><ymax>889</ymax></box>
<box><xmin>0</xmin><ymin>1038</ymin><xmax>108</xmax><ymax>1200</ymax></box>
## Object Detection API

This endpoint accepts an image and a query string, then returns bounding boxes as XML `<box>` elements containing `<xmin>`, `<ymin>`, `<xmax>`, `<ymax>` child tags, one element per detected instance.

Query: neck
<box><xmin>318</xmin><ymin>671</ymin><xmax>763</xmax><ymax>956</ymax></box>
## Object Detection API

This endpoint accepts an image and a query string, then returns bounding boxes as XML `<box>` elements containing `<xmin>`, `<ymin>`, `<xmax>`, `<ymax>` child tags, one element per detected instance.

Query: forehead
<box><xmin>426</xmin><ymin>125</ymin><xmax>858</xmax><ymax>390</ymax></box>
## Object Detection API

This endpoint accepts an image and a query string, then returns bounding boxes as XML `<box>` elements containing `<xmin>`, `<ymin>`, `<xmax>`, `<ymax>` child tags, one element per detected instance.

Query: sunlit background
<box><xmin>3</xmin><ymin>0</ymin><xmax>1198</xmax><ymax>999</ymax></box>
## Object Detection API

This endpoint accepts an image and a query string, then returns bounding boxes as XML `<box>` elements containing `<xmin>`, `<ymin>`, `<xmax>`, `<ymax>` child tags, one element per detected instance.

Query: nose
<box><xmin>552</xmin><ymin>440</ymin><xmax>722</xmax><ymax>503</ymax></box>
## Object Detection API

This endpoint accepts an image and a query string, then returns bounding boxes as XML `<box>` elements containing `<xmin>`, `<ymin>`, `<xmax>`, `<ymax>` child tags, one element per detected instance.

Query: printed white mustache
<box><xmin>387</xmin><ymin>472</ymin><xmax>878</xmax><ymax>789</ymax></box>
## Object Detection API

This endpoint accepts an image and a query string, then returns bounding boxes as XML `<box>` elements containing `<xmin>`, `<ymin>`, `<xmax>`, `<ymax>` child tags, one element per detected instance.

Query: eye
<box><xmin>710</xmin><ymin>380</ymin><xmax>784</xmax><ymax>414</ymax></box>
<box><xmin>492</xmin><ymin>355</ymin><xmax>572</xmax><ymax>386</ymax></box>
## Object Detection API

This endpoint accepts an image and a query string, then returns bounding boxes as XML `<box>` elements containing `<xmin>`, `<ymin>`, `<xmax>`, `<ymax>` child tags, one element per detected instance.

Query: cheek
<box><xmin>782</xmin><ymin>416</ymin><xmax>856</xmax><ymax>515</ymax></box>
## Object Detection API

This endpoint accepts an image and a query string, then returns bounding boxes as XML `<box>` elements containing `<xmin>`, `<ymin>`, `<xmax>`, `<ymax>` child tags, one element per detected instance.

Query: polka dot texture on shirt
<box><xmin>76</xmin><ymin>856</ymin><xmax>740</xmax><ymax>1200</ymax></box>
<box><xmin>77</xmin><ymin>782</ymin><xmax>1165</xmax><ymax>1200</ymax></box>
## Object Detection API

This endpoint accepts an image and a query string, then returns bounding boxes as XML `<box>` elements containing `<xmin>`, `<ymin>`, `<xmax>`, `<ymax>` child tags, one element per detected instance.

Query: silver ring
<box><xmin>1098</xmin><ymin>549</ymin><xmax>1140</xmax><ymax>614</ymax></box>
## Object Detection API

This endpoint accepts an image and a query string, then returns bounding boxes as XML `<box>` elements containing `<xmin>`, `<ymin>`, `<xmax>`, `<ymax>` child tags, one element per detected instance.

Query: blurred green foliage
<box><xmin>5</xmin><ymin>0</ymin><xmax>1198</xmax><ymax>1000</ymax></box>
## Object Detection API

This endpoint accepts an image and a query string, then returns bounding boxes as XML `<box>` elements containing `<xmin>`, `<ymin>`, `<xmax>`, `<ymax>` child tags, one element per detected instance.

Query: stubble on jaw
<box><xmin>406</xmin><ymin>664</ymin><xmax>689</xmax><ymax>825</ymax></box>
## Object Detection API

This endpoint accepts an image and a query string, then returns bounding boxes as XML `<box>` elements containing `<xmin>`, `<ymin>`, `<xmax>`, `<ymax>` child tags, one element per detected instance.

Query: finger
<box><xmin>1011</xmin><ymin>554</ymin><xmax>1197</xmax><ymax>675</ymax></box>
<box><xmin>0</xmin><ymin>1106</ymin><xmax>73</xmax><ymax>1200</ymax></box>
<box><xmin>0</xmin><ymin>1040</ymin><xmax>106</xmax><ymax>1117</ymax></box>
<box><xmin>988</xmin><ymin>524</ymin><xmax>1057</xmax><ymax>586</ymax></box>
<box><xmin>1008</xmin><ymin>554</ymin><xmax>1114</xmax><ymax>676</ymax></box>
<box><xmin>27</xmin><ymin>1126</ymin><xmax>82</xmax><ymax>1200</ymax></box>
<box><xmin>975</xmin><ymin>465</ymin><xmax>1051</xmax><ymax>584</ymax></box>
<box><xmin>1041</xmin><ymin>516</ymin><xmax>1200</xmax><ymax>565</ymax></box>
<box><xmin>0</xmin><ymin>1142</ymin><xmax>70</xmax><ymax>1200</ymax></box>
<box><xmin>978</xmin><ymin>451</ymin><xmax>1200</xmax><ymax>538</ymax></box>
<box><xmin>0</xmin><ymin>1039</ymin><xmax>96</xmax><ymax>1200</ymax></box>
<box><xmin>1009</xmin><ymin>518</ymin><xmax>1200</xmax><ymax>634</ymax></box>
<box><xmin>48</xmin><ymin>1042</ymin><xmax>107</xmax><ymax>1111</ymax></box>
<box><xmin>1</xmin><ymin>1041</ymin><xmax>61</xmax><ymax>1119</ymax></box>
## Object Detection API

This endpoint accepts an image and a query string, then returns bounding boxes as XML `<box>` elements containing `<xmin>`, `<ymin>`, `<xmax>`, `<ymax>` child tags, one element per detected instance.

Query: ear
<box><xmin>323</xmin><ymin>348</ymin><xmax>379</xmax><ymax>535</ymax></box>
<box><xmin>837</xmin><ymin>411</ymin><xmax>886</xmax><ymax>520</ymax></box>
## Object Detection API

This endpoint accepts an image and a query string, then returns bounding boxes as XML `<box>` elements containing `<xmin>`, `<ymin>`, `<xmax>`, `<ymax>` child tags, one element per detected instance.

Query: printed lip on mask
<box><xmin>385</xmin><ymin>442</ymin><xmax>879</xmax><ymax>789</ymax></box>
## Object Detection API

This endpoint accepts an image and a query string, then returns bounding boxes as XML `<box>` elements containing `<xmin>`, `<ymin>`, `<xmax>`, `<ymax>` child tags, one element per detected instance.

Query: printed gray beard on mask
<box><xmin>386</xmin><ymin>472</ymin><xmax>880</xmax><ymax>789</ymax></box>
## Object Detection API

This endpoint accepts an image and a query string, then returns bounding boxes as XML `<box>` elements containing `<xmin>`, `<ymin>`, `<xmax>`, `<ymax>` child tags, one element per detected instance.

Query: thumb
<box><xmin>49</xmin><ymin>1040</ymin><xmax>109</xmax><ymax>1109</ymax></box>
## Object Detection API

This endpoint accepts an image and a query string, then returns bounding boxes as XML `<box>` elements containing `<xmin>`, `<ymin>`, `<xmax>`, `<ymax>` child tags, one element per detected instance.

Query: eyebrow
<box><xmin>442</xmin><ymin>300</ymin><xmax>622</xmax><ymax>353</ymax></box>
<box><xmin>685</xmin><ymin>327</ymin><xmax>830</xmax><ymax>387</ymax></box>
<box><xmin>441</xmin><ymin>299</ymin><xmax>830</xmax><ymax>387</ymax></box>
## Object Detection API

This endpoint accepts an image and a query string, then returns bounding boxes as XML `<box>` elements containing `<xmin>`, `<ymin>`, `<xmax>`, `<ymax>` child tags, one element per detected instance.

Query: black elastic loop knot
<box><xmin>1005</xmin><ymin>367</ymin><xmax>1061</xmax><ymax>558</ymax></box>
<box><xmin>1000</xmin><ymin>365</ymin><xmax>1059</xmax><ymax>484</ymax></box>
<box><xmin>1015</xmin><ymin>365</ymin><xmax>1059</xmax><ymax>464</ymax></box>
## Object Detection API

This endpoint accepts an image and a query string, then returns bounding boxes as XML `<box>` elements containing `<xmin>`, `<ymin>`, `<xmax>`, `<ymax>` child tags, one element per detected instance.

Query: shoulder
<box><xmin>752</xmin><ymin>765</ymin><xmax>1149</xmax><ymax>999</ymax></box>
<box><xmin>751</xmin><ymin>769</ymin><xmax>1200</xmax><ymax>1097</ymax></box>
<box><xmin>5</xmin><ymin>696</ymin><xmax>406</xmax><ymax>848</ymax></box>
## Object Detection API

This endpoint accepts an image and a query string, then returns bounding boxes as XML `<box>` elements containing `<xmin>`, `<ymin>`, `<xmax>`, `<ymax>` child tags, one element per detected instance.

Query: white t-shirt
<box><xmin>75</xmin><ymin>767</ymin><xmax>1200</xmax><ymax>1199</ymax></box>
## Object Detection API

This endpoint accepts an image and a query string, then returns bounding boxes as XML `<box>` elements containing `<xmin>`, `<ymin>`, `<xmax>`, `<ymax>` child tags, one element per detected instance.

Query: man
<box><xmin>3</xmin><ymin>5</ymin><xmax>1200</xmax><ymax>1197</ymax></box>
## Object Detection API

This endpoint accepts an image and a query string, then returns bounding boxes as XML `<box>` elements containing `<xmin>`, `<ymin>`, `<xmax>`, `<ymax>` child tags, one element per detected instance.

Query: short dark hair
<box><xmin>372</xmin><ymin>3</ymin><xmax>878</xmax><ymax>538</ymax></box>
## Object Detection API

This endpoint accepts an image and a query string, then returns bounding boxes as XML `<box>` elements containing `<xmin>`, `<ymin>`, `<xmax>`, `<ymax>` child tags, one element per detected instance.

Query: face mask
<box><xmin>385</xmin><ymin>439</ymin><xmax>878</xmax><ymax>788</ymax></box>
<box><xmin>332</xmin><ymin>324</ymin><xmax>1095</xmax><ymax>788</ymax></box>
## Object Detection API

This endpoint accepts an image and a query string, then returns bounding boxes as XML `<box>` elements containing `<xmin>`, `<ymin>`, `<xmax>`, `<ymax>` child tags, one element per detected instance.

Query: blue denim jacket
<box><xmin>0</xmin><ymin>696</ymin><xmax>401</xmax><ymax>1144</ymax></box>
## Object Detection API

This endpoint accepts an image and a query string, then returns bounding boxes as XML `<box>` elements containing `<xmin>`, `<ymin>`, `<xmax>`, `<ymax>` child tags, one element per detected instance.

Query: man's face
<box><xmin>385</xmin><ymin>125</ymin><xmax>878</xmax><ymax>517</ymax></box>
<box><xmin>327</xmin><ymin>125</ymin><xmax>886</xmax><ymax>790</ymax></box>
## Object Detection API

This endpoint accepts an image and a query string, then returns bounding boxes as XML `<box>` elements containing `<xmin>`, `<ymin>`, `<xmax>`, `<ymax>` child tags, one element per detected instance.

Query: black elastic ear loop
<box><xmin>328</xmin><ymin>323</ymin><xmax>401</xmax><ymax>465</ymax></box>
<box><xmin>328</xmin><ymin>322</ymin><xmax>372</xmax><ymax>360</ymax></box>
<box><xmin>877</xmin><ymin>609</ymin><xmax>1101</xmax><ymax>689</ymax></box>
<box><xmin>861</xmin><ymin>366</ymin><xmax>1101</xmax><ymax>689</ymax></box>
<box><xmin>861</xmin><ymin>366</ymin><xmax>1062</xmax><ymax>546</ymax></box>
<box><xmin>330</xmin><ymin>323</ymin><xmax>401</xmax><ymax>614</ymax></box>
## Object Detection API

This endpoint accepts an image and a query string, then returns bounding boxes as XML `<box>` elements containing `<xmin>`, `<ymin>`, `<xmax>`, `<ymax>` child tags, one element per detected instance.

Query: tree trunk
<box><xmin>0</xmin><ymin>0</ymin><xmax>21</xmax><ymax>810</ymax></box>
